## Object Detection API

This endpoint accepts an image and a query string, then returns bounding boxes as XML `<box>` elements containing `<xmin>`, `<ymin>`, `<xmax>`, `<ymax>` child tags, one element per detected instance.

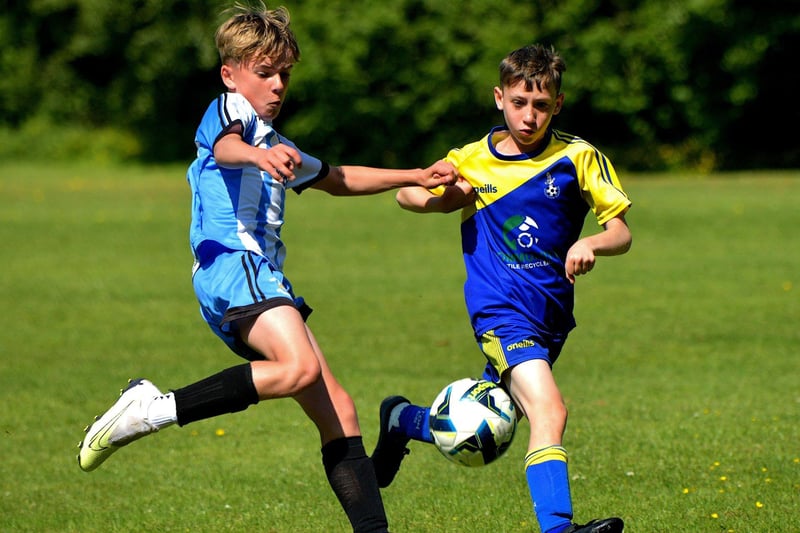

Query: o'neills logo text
<box><xmin>475</xmin><ymin>184</ymin><xmax>497</xmax><ymax>194</ymax></box>
<box><xmin>506</xmin><ymin>339</ymin><xmax>537</xmax><ymax>351</ymax></box>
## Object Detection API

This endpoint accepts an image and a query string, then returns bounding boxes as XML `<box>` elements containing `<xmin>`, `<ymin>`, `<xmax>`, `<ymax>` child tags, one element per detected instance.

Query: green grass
<box><xmin>1</xmin><ymin>163</ymin><xmax>798</xmax><ymax>532</ymax></box>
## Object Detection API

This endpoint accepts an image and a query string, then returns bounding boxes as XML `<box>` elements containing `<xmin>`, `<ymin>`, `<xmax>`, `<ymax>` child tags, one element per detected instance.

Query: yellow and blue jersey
<box><xmin>444</xmin><ymin>126</ymin><xmax>631</xmax><ymax>338</ymax></box>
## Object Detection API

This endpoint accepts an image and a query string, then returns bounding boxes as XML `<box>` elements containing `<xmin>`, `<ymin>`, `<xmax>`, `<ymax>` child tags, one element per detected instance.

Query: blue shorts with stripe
<box><xmin>192</xmin><ymin>249</ymin><xmax>311</xmax><ymax>361</ymax></box>
<box><xmin>477</xmin><ymin>320</ymin><xmax>567</xmax><ymax>383</ymax></box>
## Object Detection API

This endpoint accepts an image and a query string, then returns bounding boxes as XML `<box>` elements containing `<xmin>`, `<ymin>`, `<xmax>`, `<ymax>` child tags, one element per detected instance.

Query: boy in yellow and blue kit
<box><xmin>372</xmin><ymin>44</ymin><xmax>632</xmax><ymax>533</ymax></box>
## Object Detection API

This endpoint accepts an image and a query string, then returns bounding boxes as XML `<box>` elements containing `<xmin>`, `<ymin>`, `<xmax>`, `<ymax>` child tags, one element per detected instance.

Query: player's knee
<box><xmin>535</xmin><ymin>396</ymin><xmax>568</xmax><ymax>428</ymax></box>
<box><xmin>549</xmin><ymin>396</ymin><xmax>568</xmax><ymax>425</ymax></box>
<box><xmin>283</xmin><ymin>359</ymin><xmax>322</xmax><ymax>395</ymax></box>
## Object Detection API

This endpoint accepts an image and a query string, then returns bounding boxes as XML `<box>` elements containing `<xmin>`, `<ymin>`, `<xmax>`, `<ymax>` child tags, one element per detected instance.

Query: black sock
<box><xmin>173</xmin><ymin>363</ymin><xmax>259</xmax><ymax>426</ymax></box>
<box><xmin>322</xmin><ymin>437</ymin><xmax>389</xmax><ymax>533</ymax></box>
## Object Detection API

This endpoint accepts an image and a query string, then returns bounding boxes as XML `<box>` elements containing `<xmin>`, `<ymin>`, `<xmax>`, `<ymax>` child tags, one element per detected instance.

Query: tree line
<box><xmin>1</xmin><ymin>0</ymin><xmax>797</xmax><ymax>171</ymax></box>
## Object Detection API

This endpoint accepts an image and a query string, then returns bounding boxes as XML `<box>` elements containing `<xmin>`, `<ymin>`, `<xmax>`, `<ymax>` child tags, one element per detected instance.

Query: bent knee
<box><xmin>252</xmin><ymin>358</ymin><xmax>322</xmax><ymax>398</ymax></box>
<box><xmin>283</xmin><ymin>359</ymin><xmax>322</xmax><ymax>395</ymax></box>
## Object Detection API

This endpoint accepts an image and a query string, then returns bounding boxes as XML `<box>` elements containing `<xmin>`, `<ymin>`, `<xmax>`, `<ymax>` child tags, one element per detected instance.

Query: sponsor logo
<box><xmin>499</xmin><ymin>214</ymin><xmax>562</xmax><ymax>270</ymax></box>
<box><xmin>506</xmin><ymin>338</ymin><xmax>537</xmax><ymax>351</ymax></box>
<box><xmin>502</xmin><ymin>215</ymin><xmax>539</xmax><ymax>252</ymax></box>
<box><xmin>475</xmin><ymin>184</ymin><xmax>498</xmax><ymax>194</ymax></box>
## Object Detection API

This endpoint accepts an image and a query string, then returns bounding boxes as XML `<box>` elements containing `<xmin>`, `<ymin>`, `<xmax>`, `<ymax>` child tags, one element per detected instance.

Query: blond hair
<box><xmin>215</xmin><ymin>2</ymin><xmax>300</xmax><ymax>66</ymax></box>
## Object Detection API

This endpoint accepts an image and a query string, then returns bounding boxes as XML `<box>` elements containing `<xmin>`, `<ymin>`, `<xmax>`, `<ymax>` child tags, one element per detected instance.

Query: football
<box><xmin>429</xmin><ymin>377</ymin><xmax>517</xmax><ymax>467</ymax></box>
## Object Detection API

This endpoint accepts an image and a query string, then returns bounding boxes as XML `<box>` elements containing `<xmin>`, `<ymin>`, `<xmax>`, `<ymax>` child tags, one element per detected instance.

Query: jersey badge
<box><xmin>544</xmin><ymin>173</ymin><xmax>560</xmax><ymax>199</ymax></box>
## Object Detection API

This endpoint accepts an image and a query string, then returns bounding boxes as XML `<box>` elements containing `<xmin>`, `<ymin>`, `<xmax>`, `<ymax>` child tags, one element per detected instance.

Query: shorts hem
<box><xmin>221</xmin><ymin>298</ymin><xmax>295</xmax><ymax>325</ymax></box>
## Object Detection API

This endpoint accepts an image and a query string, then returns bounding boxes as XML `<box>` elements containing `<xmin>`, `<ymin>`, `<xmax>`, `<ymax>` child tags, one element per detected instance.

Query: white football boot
<box><xmin>77</xmin><ymin>378</ymin><xmax>162</xmax><ymax>472</ymax></box>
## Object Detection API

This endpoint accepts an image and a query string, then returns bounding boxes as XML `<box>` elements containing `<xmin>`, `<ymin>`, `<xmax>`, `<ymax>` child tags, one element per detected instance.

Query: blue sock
<box><xmin>395</xmin><ymin>404</ymin><xmax>434</xmax><ymax>443</ymax></box>
<box><xmin>525</xmin><ymin>445</ymin><xmax>573</xmax><ymax>533</ymax></box>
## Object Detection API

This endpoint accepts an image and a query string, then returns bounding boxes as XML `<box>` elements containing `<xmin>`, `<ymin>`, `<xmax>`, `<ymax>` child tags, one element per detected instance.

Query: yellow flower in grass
<box><xmin>711</xmin><ymin>513</ymin><xmax>719</xmax><ymax>519</ymax></box>
<box><xmin>756</xmin><ymin>501</ymin><xmax>764</xmax><ymax>509</ymax></box>
<box><xmin>215</xmin><ymin>428</ymin><xmax>226</xmax><ymax>437</ymax></box>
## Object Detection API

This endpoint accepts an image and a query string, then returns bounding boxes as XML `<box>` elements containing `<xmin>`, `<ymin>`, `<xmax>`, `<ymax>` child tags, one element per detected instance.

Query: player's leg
<box><xmin>478</xmin><ymin>324</ymin><xmax>587</xmax><ymax>533</ymax></box>
<box><xmin>76</xmin><ymin>309</ymin><xmax>301</xmax><ymax>473</ymax></box>
<box><xmin>78</xmin><ymin>363</ymin><xmax>263</xmax><ymax>473</ymax></box>
<box><xmin>168</xmin><ymin>307</ymin><xmax>387</xmax><ymax>532</ymax></box>
<box><xmin>370</xmin><ymin>394</ymin><xmax>434</xmax><ymax>488</ymax></box>
<box><xmin>504</xmin><ymin>359</ymin><xmax>573</xmax><ymax>533</ymax></box>
<box><xmin>154</xmin><ymin>254</ymin><xmax>323</xmax><ymax>424</ymax></box>
<box><xmin>77</xmin><ymin>251</ymin><xmax>310</xmax><ymax>472</ymax></box>
<box><xmin>281</xmin><ymin>325</ymin><xmax>388</xmax><ymax>533</ymax></box>
<box><xmin>286</xmin><ymin>324</ymin><xmax>358</xmax><ymax>440</ymax></box>
<box><xmin>165</xmin><ymin>304</ymin><xmax>321</xmax><ymax>429</ymax></box>
<box><xmin>238</xmin><ymin>305</ymin><xmax>323</xmax><ymax>399</ymax></box>
<box><xmin>505</xmin><ymin>361</ymin><xmax>623</xmax><ymax>533</ymax></box>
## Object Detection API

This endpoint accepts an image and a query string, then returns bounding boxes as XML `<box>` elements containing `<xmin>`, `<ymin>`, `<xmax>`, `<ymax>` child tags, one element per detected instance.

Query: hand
<box><xmin>420</xmin><ymin>160</ymin><xmax>457</xmax><ymax>189</ymax></box>
<box><xmin>255</xmin><ymin>143</ymin><xmax>302</xmax><ymax>183</ymax></box>
<box><xmin>564</xmin><ymin>239</ymin><xmax>596</xmax><ymax>284</ymax></box>
<box><xmin>564</xmin><ymin>215</ymin><xmax>632</xmax><ymax>283</ymax></box>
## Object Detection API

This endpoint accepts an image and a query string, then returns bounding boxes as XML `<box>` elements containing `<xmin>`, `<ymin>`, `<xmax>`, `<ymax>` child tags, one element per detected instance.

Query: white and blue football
<box><xmin>429</xmin><ymin>378</ymin><xmax>517</xmax><ymax>467</ymax></box>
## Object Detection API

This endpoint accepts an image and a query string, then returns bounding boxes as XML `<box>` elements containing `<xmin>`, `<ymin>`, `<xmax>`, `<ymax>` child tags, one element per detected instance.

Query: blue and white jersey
<box><xmin>187</xmin><ymin>92</ymin><xmax>329</xmax><ymax>269</ymax></box>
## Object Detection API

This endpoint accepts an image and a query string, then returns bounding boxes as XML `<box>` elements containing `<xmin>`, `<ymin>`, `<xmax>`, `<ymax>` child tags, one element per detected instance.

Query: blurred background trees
<box><xmin>1</xmin><ymin>0</ymin><xmax>797</xmax><ymax>171</ymax></box>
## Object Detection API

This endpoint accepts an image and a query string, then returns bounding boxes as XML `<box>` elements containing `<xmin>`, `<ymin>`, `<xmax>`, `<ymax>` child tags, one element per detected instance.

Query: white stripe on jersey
<box><xmin>188</xmin><ymin>92</ymin><xmax>325</xmax><ymax>270</ymax></box>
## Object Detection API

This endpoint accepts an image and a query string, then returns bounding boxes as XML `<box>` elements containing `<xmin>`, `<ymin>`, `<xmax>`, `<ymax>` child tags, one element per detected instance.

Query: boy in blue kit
<box><xmin>371</xmin><ymin>44</ymin><xmax>631</xmax><ymax>533</ymax></box>
<box><xmin>77</xmin><ymin>4</ymin><xmax>455</xmax><ymax>533</ymax></box>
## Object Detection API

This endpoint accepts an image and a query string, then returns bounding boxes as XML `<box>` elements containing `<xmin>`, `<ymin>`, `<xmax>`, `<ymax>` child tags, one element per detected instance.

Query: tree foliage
<box><xmin>0</xmin><ymin>0</ymin><xmax>797</xmax><ymax>170</ymax></box>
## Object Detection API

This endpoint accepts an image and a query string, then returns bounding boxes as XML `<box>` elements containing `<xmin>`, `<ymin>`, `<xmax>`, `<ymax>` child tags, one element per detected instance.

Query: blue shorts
<box><xmin>192</xmin><ymin>249</ymin><xmax>311</xmax><ymax>361</ymax></box>
<box><xmin>477</xmin><ymin>321</ymin><xmax>566</xmax><ymax>383</ymax></box>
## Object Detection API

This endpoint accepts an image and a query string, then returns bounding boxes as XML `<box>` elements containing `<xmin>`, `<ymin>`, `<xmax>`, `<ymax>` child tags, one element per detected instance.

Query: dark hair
<box><xmin>499</xmin><ymin>44</ymin><xmax>566</xmax><ymax>93</ymax></box>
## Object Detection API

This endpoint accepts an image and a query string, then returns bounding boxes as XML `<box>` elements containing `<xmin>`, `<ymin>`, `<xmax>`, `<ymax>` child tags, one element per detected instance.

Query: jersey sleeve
<box><xmin>278</xmin><ymin>135</ymin><xmax>329</xmax><ymax>193</ymax></box>
<box><xmin>576</xmin><ymin>148</ymin><xmax>632</xmax><ymax>226</ymax></box>
<box><xmin>193</xmin><ymin>92</ymin><xmax>258</xmax><ymax>154</ymax></box>
<box><xmin>434</xmin><ymin>142</ymin><xmax>481</xmax><ymax>198</ymax></box>
<box><xmin>215</xmin><ymin>93</ymin><xmax>258</xmax><ymax>146</ymax></box>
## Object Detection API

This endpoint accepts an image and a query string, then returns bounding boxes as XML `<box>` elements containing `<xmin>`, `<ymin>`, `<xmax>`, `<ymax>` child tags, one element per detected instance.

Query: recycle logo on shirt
<box><xmin>501</xmin><ymin>215</ymin><xmax>539</xmax><ymax>252</ymax></box>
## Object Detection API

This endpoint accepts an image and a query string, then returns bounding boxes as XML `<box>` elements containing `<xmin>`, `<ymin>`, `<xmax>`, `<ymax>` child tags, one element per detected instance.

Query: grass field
<box><xmin>0</xmin><ymin>163</ymin><xmax>797</xmax><ymax>532</ymax></box>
